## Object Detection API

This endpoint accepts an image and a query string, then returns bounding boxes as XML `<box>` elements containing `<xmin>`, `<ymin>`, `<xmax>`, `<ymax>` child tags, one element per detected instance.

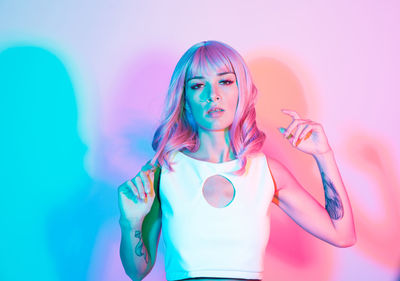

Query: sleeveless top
<box><xmin>159</xmin><ymin>151</ymin><xmax>275</xmax><ymax>281</ymax></box>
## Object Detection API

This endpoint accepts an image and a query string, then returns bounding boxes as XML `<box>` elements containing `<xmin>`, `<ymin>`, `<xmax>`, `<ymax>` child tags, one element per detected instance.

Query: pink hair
<box><xmin>151</xmin><ymin>40</ymin><xmax>265</xmax><ymax>175</ymax></box>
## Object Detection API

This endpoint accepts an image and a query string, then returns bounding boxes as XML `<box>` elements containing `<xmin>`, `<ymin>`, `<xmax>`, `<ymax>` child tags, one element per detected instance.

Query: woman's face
<box><xmin>184</xmin><ymin>66</ymin><xmax>239</xmax><ymax>132</ymax></box>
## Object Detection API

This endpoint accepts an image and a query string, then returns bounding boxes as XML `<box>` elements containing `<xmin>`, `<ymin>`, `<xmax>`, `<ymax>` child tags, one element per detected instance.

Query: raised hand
<box><xmin>117</xmin><ymin>160</ymin><xmax>157</xmax><ymax>223</ymax></box>
<box><xmin>279</xmin><ymin>109</ymin><xmax>332</xmax><ymax>156</ymax></box>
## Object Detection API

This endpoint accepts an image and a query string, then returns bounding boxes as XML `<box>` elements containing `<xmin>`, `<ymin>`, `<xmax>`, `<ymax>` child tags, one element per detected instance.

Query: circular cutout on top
<box><xmin>202</xmin><ymin>175</ymin><xmax>235</xmax><ymax>208</ymax></box>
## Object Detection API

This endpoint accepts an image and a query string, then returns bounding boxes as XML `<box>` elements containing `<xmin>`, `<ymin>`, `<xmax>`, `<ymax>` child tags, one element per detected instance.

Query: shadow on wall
<box><xmin>340</xmin><ymin>127</ymin><xmax>400</xmax><ymax>270</ymax></box>
<box><xmin>94</xmin><ymin>49</ymin><xmax>174</xmax><ymax>183</ymax></box>
<box><xmin>94</xmin><ymin>49</ymin><xmax>175</xmax><ymax>280</ymax></box>
<box><xmin>248</xmin><ymin>55</ymin><xmax>400</xmax><ymax>280</ymax></box>
<box><xmin>247</xmin><ymin>56</ymin><xmax>334</xmax><ymax>281</ymax></box>
<box><xmin>0</xmin><ymin>46</ymin><xmax>117</xmax><ymax>281</ymax></box>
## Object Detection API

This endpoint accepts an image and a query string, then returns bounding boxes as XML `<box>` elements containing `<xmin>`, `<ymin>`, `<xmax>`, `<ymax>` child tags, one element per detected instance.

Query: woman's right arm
<box><xmin>119</xmin><ymin>217</ymin><xmax>150</xmax><ymax>280</ymax></box>
<box><xmin>118</xmin><ymin>162</ymin><xmax>161</xmax><ymax>280</ymax></box>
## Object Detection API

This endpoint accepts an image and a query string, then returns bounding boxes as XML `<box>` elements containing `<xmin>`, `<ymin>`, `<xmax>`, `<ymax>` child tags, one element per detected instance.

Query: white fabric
<box><xmin>160</xmin><ymin>151</ymin><xmax>275</xmax><ymax>281</ymax></box>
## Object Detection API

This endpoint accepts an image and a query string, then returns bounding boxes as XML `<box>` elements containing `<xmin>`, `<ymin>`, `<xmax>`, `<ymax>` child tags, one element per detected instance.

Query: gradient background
<box><xmin>1</xmin><ymin>1</ymin><xmax>399</xmax><ymax>280</ymax></box>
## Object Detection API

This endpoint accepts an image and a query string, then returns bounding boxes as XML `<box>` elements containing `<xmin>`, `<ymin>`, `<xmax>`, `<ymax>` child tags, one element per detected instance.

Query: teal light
<box><xmin>0</xmin><ymin>46</ymin><xmax>93</xmax><ymax>280</ymax></box>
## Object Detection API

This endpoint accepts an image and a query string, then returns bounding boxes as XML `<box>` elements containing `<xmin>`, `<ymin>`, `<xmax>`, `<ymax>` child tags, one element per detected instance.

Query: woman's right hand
<box><xmin>118</xmin><ymin>160</ymin><xmax>157</xmax><ymax>223</ymax></box>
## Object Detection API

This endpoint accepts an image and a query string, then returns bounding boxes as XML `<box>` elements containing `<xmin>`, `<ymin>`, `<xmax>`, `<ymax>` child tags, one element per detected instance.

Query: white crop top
<box><xmin>159</xmin><ymin>151</ymin><xmax>275</xmax><ymax>281</ymax></box>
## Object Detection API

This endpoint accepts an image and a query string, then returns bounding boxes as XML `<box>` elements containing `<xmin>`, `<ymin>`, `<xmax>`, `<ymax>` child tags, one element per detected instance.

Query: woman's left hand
<box><xmin>279</xmin><ymin>109</ymin><xmax>332</xmax><ymax>156</ymax></box>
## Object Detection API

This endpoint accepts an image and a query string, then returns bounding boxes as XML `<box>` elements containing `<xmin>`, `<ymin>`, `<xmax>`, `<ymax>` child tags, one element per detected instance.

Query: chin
<box><xmin>200</xmin><ymin>122</ymin><xmax>232</xmax><ymax>132</ymax></box>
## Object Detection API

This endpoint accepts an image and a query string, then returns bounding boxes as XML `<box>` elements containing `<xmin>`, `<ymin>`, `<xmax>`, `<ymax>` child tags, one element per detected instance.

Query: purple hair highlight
<box><xmin>151</xmin><ymin>40</ymin><xmax>265</xmax><ymax>174</ymax></box>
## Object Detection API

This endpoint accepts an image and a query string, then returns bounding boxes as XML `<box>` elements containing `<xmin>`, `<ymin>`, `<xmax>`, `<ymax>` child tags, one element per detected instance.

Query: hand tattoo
<box><xmin>321</xmin><ymin>171</ymin><xmax>344</xmax><ymax>220</ymax></box>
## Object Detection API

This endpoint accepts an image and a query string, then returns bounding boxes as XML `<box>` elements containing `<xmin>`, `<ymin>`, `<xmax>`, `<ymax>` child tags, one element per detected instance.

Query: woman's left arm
<box><xmin>269</xmin><ymin>109</ymin><xmax>356</xmax><ymax>248</ymax></box>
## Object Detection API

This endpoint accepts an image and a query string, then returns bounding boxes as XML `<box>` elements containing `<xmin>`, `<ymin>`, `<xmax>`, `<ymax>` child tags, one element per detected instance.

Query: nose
<box><xmin>207</xmin><ymin>85</ymin><xmax>221</xmax><ymax>103</ymax></box>
<box><xmin>207</xmin><ymin>95</ymin><xmax>220</xmax><ymax>102</ymax></box>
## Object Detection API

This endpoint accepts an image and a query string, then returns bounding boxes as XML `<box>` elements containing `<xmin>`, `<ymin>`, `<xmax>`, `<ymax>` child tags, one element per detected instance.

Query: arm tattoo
<box><xmin>321</xmin><ymin>171</ymin><xmax>344</xmax><ymax>220</ymax></box>
<box><xmin>134</xmin><ymin>230</ymin><xmax>149</xmax><ymax>264</ymax></box>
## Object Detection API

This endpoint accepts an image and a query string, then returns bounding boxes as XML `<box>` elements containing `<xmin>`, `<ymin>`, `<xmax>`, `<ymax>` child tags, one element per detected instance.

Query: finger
<box><xmin>142</xmin><ymin>160</ymin><xmax>156</xmax><ymax>172</ymax></box>
<box><xmin>278</xmin><ymin>127</ymin><xmax>286</xmax><ymax>134</ymax></box>
<box><xmin>283</xmin><ymin>119</ymin><xmax>298</xmax><ymax>138</ymax></box>
<box><xmin>147</xmin><ymin>170</ymin><xmax>156</xmax><ymax>197</ymax></box>
<box><xmin>284</xmin><ymin>118</ymin><xmax>307</xmax><ymax>138</ymax></box>
<box><xmin>133</xmin><ymin>176</ymin><xmax>146</xmax><ymax>201</ymax></box>
<box><xmin>292</xmin><ymin>122</ymin><xmax>309</xmax><ymax>146</ymax></box>
<box><xmin>281</xmin><ymin>109</ymin><xmax>301</xmax><ymax>119</ymax></box>
<box><xmin>139</xmin><ymin>170</ymin><xmax>151</xmax><ymax>195</ymax></box>
<box><xmin>300</xmin><ymin>127</ymin><xmax>313</xmax><ymax>141</ymax></box>
<box><xmin>126</xmin><ymin>180</ymin><xmax>139</xmax><ymax>204</ymax></box>
<box><xmin>296</xmin><ymin>125</ymin><xmax>314</xmax><ymax>147</ymax></box>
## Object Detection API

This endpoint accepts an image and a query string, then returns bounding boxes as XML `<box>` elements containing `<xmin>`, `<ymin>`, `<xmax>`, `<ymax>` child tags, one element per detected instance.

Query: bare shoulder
<box><xmin>265</xmin><ymin>155</ymin><xmax>288</xmax><ymax>175</ymax></box>
<box><xmin>264</xmin><ymin>155</ymin><xmax>295</xmax><ymax>191</ymax></box>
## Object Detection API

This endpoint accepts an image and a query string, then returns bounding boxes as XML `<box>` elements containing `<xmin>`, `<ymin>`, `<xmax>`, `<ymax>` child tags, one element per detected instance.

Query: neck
<box><xmin>187</xmin><ymin>128</ymin><xmax>235</xmax><ymax>163</ymax></box>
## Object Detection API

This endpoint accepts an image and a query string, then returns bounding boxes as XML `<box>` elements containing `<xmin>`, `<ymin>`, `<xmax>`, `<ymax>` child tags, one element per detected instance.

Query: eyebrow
<box><xmin>186</xmin><ymin>72</ymin><xmax>235</xmax><ymax>82</ymax></box>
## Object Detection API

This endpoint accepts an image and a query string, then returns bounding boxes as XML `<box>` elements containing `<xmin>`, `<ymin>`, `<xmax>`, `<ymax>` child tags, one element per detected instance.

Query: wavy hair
<box><xmin>150</xmin><ymin>40</ymin><xmax>265</xmax><ymax>175</ymax></box>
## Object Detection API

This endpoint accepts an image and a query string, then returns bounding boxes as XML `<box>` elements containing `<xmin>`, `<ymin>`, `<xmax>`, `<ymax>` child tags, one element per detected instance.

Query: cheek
<box><xmin>190</xmin><ymin>103</ymin><xmax>204</xmax><ymax>117</ymax></box>
<box><xmin>187</xmin><ymin>99</ymin><xmax>206</xmax><ymax>122</ymax></box>
<box><xmin>228</xmin><ymin>91</ymin><xmax>239</xmax><ymax>112</ymax></box>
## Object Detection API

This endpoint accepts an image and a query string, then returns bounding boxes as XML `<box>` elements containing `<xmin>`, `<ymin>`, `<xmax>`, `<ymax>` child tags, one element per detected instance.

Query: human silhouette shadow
<box><xmin>341</xmin><ymin>127</ymin><xmax>400</xmax><ymax>269</ymax></box>
<box><xmin>94</xmin><ymin>50</ymin><xmax>175</xmax><ymax>280</ymax></box>
<box><xmin>247</xmin><ymin>56</ymin><xmax>334</xmax><ymax>281</ymax></box>
<box><xmin>0</xmin><ymin>46</ymin><xmax>116</xmax><ymax>281</ymax></box>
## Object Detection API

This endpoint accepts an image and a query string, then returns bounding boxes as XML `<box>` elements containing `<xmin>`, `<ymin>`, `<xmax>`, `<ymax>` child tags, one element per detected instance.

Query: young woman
<box><xmin>117</xmin><ymin>40</ymin><xmax>356</xmax><ymax>281</ymax></box>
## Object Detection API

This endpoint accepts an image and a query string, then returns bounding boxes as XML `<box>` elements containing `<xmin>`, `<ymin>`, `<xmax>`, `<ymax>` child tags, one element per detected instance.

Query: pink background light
<box><xmin>0</xmin><ymin>1</ymin><xmax>399</xmax><ymax>280</ymax></box>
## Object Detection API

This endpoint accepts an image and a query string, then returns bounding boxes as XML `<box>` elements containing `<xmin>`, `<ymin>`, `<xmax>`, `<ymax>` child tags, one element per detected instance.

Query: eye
<box><xmin>220</xmin><ymin>79</ymin><xmax>234</xmax><ymax>85</ymax></box>
<box><xmin>190</xmin><ymin>83</ymin><xmax>204</xmax><ymax>90</ymax></box>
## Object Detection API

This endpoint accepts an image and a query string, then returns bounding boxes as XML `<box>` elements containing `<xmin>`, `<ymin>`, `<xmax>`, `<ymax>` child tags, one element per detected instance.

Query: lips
<box><xmin>207</xmin><ymin>107</ymin><xmax>224</xmax><ymax>114</ymax></box>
